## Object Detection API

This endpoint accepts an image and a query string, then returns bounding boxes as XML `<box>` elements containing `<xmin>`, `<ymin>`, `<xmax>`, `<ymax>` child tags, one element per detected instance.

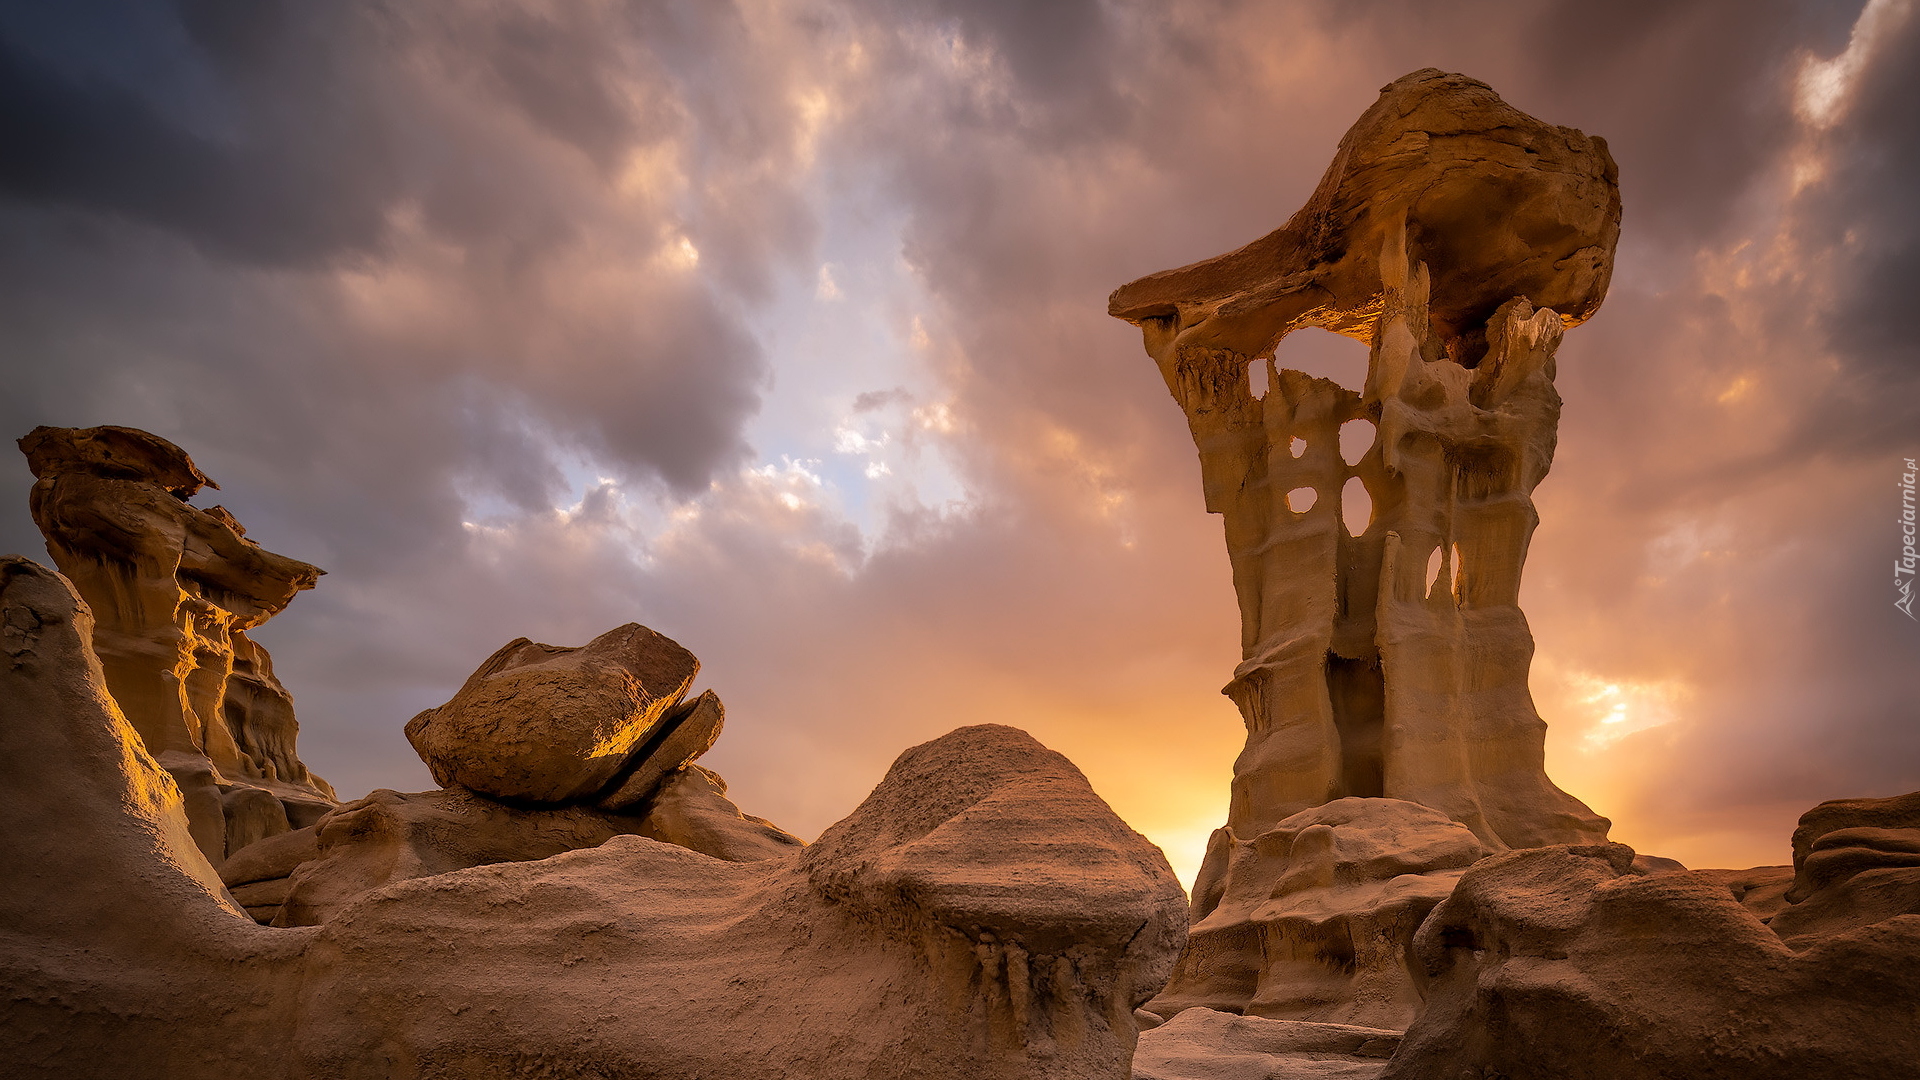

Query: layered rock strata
<box><xmin>1385</xmin><ymin>813</ymin><xmax>1920</xmax><ymax>1080</ymax></box>
<box><xmin>18</xmin><ymin>425</ymin><xmax>334</xmax><ymax>866</ymax></box>
<box><xmin>1133</xmin><ymin>1009</ymin><xmax>1399</xmax><ymax>1080</ymax></box>
<box><xmin>1109</xmin><ymin>69</ymin><xmax>1618</xmax><ymax>1024</ymax></box>
<box><xmin>0</xmin><ymin>555</ymin><xmax>1186</xmax><ymax>1079</ymax></box>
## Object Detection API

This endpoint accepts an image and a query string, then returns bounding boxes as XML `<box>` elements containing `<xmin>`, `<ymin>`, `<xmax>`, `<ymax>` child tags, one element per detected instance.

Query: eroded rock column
<box><xmin>18</xmin><ymin>425</ymin><xmax>336</xmax><ymax>865</ymax></box>
<box><xmin>1111</xmin><ymin>69</ymin><xmax>1618</xmax><ymax>1025</ymax></box>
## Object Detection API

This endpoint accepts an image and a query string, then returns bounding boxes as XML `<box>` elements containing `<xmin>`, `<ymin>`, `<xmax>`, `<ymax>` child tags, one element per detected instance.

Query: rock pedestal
<box><xmin>228</xmin><ymin>623</ymin><xmax>801</xmax><ymax>926</ymax></box>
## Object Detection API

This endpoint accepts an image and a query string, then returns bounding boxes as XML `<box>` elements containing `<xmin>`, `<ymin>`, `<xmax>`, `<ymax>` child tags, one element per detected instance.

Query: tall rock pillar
<box><xmin>1110</xmin><ymin>70</ymin><xmax>1620</xmax><ymax>1026</ymax></box>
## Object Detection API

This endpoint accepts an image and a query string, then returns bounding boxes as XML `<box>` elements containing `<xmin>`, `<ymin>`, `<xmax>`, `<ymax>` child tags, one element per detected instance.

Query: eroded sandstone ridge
<box><xmin>0</xmin><ymin>555</ymin><xmax>1186</xmax><ymax>1078</ymax></box>
<box><xmin>1111</xmin><ymin>69</ymin><xmax>1616</xmax><ymax>1025</ymax></box>
<box><xmin>18</xmin><ymin>425</ymin><xmax>335</xmax><ymax>865</ymax></box>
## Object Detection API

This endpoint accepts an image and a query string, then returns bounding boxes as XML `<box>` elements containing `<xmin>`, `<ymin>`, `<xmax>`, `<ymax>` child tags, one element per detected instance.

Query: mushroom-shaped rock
<box><xmin>1109</xmin><ymin>68</ymin><xmax>1619</xmax><ymax>368</ymax></box>
<box><xmin>405</xmin><ymin>623</ymin><xmax>700</xmax><ymax>804</ymax></box>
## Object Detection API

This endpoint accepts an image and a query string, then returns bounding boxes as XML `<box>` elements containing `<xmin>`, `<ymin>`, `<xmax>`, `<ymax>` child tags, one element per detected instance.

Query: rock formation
<box><xmin>1110</xmin><ymin>69</ymin><xmax>1617</xmax><ymax>1025</ymax></box>
<box><xmin>0</xmin><ymin>555</ymin><xmax>1187</xmax><ymax>1079</ymax></box>
<box><xmin>223</xmin><ymin>624</ymin><xmax>801</xmax><ymax>926</ymax></box>
<box><xmin>1133</xmin><ymin>1008</ymin><xmax>1399</xmax><ymax>1080</ymax></box>
<box><xmin>223</xmin><ymin>769</ymin><xmax>801</xmax><ymax>926</ymax></box>
<box><xmin>404</xmin><ymin>623</ymin><xmax>701</xmax><ymax>805</ymax></box>
<box><xmin>1155</xmin><ymin>799</ymin><xmax>1486</xmax><ymax>1030</ymax></box>
<box><xmin>1386</xmin><ymin>815</ymin><xmax>1920</xmax><ymax>1080</ymax></box>
<box><xmin>18</xmin><ymin>425</ymin><xmax>335</xmax><ymax>867</ymax></box>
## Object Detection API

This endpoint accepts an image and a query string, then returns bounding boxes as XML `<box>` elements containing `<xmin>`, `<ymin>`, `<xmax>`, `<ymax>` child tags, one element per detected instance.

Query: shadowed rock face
<box><xmin>1387</xmin><ymin>835</ymin><xmax>1920</xmax><ymax>1080</ymax></box>
<box><xmin>1110</xmin><ymin>68</ymin><xmax>1615</xmax><ymax>1028</ymax></box>
<box><xmin>17</xmin><ymin>425</ymin><xmax>333</xmax><ymax>867</ymax></box>
<box><xmin>1133</xmin><ymin>1008</ymin><xmax>1399</xmax><ymax>1080</ymax></box>
<box><xmin>0</xmin><ymin>556</ymin><xmax>1186</xmax><ymax>1080</ymax></box>
<box><xmin>1156</xmin><ymin>799</ymin><xmax>1486</xmax><ymax>1031</ymax></box>
<box><xmin>1771</xmin><ymin>791</ymin><xmax>1920</xmax><ymax>947</ymax></box>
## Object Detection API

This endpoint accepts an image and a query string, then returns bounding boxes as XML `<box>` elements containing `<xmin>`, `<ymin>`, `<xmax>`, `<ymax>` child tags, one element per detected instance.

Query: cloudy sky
<box><xmin>2</xmin><ymin>0</ymin><xmax>1915</xmax><ymax>882</ymax></box>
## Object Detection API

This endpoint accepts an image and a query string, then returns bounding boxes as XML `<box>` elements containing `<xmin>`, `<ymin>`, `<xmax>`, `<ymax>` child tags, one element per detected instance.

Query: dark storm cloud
<box><xmin>0</xmin><ymin>1</ymin><xmax>398</xmax><ymax>264</ymax></box>
<box><xmin>1799</xmin><ymin>12</ymin><xmax>1920</xmax><ymax>443</ymax></box>
<box><xmin>0</xmin><ymin>0</ymin><xmax>813</xmax><ymax>503</ymax></box>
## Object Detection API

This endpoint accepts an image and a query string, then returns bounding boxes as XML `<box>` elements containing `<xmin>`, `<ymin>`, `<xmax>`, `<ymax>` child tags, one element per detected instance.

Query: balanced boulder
<box><xmin>405</xmin><ymin>623</ymin><xmax>699</xmax><ymax>804</ymax></box>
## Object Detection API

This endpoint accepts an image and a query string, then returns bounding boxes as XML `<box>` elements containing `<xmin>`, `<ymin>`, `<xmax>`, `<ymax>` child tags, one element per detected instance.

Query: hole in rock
<box><xmin>1273</xmin><ymin>326</ymin><xmax>1369</xmax><ymax>391</ymax></box>
<box><xmin>1339</xmin><ymin>419</ymin><xmax>1375</xmax><ymax>466</ymax></box>
<box><xmin>1248</xmin><ymin>358</ymin><xmax>1270</xmax><ymax>399</ymax></box>
<box><xmin>1451</xmin><ymin>542</ymin><xmax>1466</xmax><ymax>601</ymax></box>
<box><xmin>1289</xmin><ymin>436</ymin><xmax>1307</xmax><ymax>459</ymax></box>
<box><xmin>1326</xmin><ymin>654</ymin><xmax>1385</xmax><ymax>798</ymax></box>
<box><xmin>1287</xmin><ymin>487</ymin><xmax>1318</xmax><ymax>513</ymax></box>
<box><xmin>1341</xmin><ymin>477</ymin><xmax>1372</xmax><ymax>536</ymax></box>
<box><xmin>1425</xmin><ymin>545</ymin><xmax>1444</xmax><ymax>598</ymax></box>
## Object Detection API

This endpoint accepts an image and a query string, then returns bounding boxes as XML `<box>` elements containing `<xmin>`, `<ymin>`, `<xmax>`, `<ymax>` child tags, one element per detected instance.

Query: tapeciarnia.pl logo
<box><xmin>1900</xmin><ymin>457</ymin><xmax>1917</xmax><ymax>620</ymax></box>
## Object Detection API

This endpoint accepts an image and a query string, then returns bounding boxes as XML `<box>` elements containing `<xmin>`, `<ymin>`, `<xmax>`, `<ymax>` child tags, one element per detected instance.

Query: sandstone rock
<box><xmin>1769</xmin><ymin>791</ymin><xmax>1920</xmax><ymax>946</ymax></box>
<box><xmin>597</xmin><ymin>688</ymin><xmax>727</xmax><ymax>811</ymax></box>
<box><xmin>220</xmin><ymin>783</ymin><xmax>292</xmax><ymax>856</ymax></box>
<box><xmin>1133</xmin><ymin>1008</ymin><xmax>1399</xmax><ymax>1080</ymax></box>
<box><xmin>1693</xmin><ymin>864</ymin><xmax>1795</xmax><ymax>921</ymax></box>
<box><xmin>2</xmin><ymin>555</ymin><xmax>1184</xmax><ymax>1079</ymax></box>
<box><xmin>17</xmin><ymin>425</ymin><xmax>335</xmax><ymax>867</ymax></box>
<box><xmin>633</xmin><ymin>762</ymin><xmax>805</xmax><ymax>861</ymax></box>
<box><xmin>0</xmin><ymin>557</ymin><xmax>262</xmax><ymax>981</ymax></box>
<box><xmin>1108</xmin><ymin>69</ymin><xmax>1613</xmax><ymax>1035</ymax></box>
<box><xmin>404</xmin><ymin>623</ymin><xmax>699</xmax><ymax>804</ymax></box>
<box><xmin>1151</xmin><ymin>799</ymin><xmax>1485</xmax><ymax>1030</ymax></box>
<box><xmin>253</xmin><ymin>777</ymin><xmax>800</xmax><ymax>927</ymax></box>
<box><xmin>1108</xmin><ymin>68</ymin><xmax>1618</xmax><ymax>362</ymax></box>
<box><xmin>1384</xmin><ymin>839</ymin><xmax>1920</xmax><ymax>1080</ymax></box>
<box><xmin>270</xmin><ymin>787</ymin><xmax>664</xmax><ymax>926</ymax></box>
<box><xmin>220</xmin><ymin>823</ymin><xmax>319</xmax><ymax>888</ymax></box>
<box><xmin>1109</xmin><ymin>70</ymin><xmax>1613</xmax><ymax>858</ymax></box>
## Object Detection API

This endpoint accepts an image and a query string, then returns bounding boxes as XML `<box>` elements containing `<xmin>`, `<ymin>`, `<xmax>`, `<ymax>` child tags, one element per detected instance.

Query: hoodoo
<box><xmin>1110</xmin><ymin>68</ymin><xmax>1617</xmax><ymax>1028</ymax></box>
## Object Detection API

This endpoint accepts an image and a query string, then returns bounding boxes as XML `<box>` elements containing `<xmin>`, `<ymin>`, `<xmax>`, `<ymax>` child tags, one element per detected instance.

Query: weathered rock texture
<box><xmin>1133</xmin><ymin>1008</ymin><xmax>1399</xmax><ymax>1080</ymax></box>
<box><xmin>222</xmin><ymin>767</ymin><xmax>802</xmax><ymax>926</ymax></box>
<box><xmin>404</xmin><ymin>624</ymin><xmax>700</xmax><ymax>805</ymax></box>
<box><xmin>1110</xmin><ymin>69</ymin><xmax>1616</xmax><ymax>1025</ymax></box>
<box><xmin>0</xmin><ymin>555</ymin><xmax>1185</xmax><ymax>1079</ymax></box>
<box><xmin>18</xmin><ymin>425</ymin><xmax>334</xmax><ymax>867</ymax></box>
<box><xmin>223</xmin><ymin>626</ymin><xmax>797</xmax><ymax>926</ymax></box>
<box><xmin>1156</xmin><ymin>799</ymin><xmax>1486</xmax><ymax>1030</ymax></box>
<box><xmin>1385</xmin><ymin>831</ymin><xmax>1920</xmax><ymax>1080</ymax></box>
<box><xmin>1771</xmin><ymin>790</ymin><xmax>1920</xmax><ymax>947</ymax></box>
